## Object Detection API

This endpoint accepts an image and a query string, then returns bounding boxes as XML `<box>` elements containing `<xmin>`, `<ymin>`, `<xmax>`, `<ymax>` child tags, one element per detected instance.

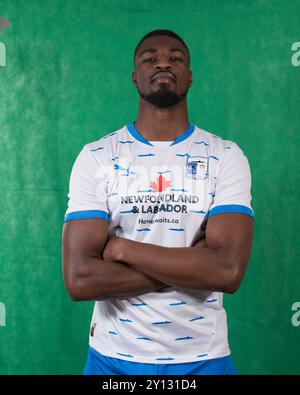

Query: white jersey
<box><xmin>64</xmin><ymin>121</ymin><xmax>254</xmax><ymax>364</ymax></box>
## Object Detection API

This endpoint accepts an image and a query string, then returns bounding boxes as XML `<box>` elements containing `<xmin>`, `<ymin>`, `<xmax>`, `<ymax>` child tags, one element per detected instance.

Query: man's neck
<box><xmin>134</xmin><ymin>100</ymin><xmax>189</xmax><ymax>141</ymax></box>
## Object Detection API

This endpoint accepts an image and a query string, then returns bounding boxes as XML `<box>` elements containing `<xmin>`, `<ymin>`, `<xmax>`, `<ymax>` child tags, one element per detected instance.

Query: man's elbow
<box><xmin>68</xmin><ymin>283</ymin><xmax>84</xmax><ymax>301</ymax></box>
<box><xmin>223</xmin><ymin>265</ymin><xmax>245</xmax><ymax>294</ymax></box>
<box><xmin>223</xmin><ymin>281</ymin><xmax>240</xmax><ymax>294</ymax></box>
<box><xmin>63</xmin><ymin>270</ymin><xmax>88</xmax><ymax>301</ymax></box>
<box><xmin>63</xmin><ymin>277</ymin><xmax>81</xmax><ymax>301</ymax></box>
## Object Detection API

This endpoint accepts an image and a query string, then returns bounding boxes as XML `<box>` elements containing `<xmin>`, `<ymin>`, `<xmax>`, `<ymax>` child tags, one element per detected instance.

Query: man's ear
<box><xmin>132</xmin><ymin>70</ymin><xmax>137</xmax><ymax>88</ymax></box>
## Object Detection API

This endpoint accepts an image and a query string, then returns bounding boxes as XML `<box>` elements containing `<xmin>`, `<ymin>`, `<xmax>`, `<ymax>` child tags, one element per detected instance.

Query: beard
<box><xmin>138</xmin><ymin>83</ymin><xmax>189</xmax><ymax>109</ymax></box>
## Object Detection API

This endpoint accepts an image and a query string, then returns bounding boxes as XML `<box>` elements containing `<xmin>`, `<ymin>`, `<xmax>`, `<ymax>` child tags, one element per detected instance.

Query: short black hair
<box><xmin>133</xmin><ymin>29</ymin><xmax>190</xmax><ymax>67</ymax></box>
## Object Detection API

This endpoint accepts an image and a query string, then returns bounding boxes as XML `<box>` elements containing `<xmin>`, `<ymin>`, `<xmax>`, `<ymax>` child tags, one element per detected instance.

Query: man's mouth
<box><xmin>151</xmin><ymin>71</ymin><xmax>176</xmax><ymax>83</ymax></box>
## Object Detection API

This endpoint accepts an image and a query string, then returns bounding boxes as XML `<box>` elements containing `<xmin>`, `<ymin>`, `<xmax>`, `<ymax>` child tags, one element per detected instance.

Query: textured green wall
<box><xmin>0</xmin><ymin>0</ymin><xmax>299</xmax><ymax>374</ymax></box>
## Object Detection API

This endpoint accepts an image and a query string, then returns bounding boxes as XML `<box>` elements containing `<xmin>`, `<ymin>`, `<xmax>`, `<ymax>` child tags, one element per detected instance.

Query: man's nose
<box><xmin>155</xmin><ymin>61</ymin><xmax>171</xmax><ymax>69</ymax></box>
<box><xmin>154</xmin><ymin>55</ymin><xmax>172</xmax><ymax>68</ymax></box>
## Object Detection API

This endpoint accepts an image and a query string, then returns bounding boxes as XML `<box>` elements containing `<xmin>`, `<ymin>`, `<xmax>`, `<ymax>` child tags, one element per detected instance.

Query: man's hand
<box><xmin>102</xmin><ymin>234</ymin><xmax>171</xmax><ymax>291</ymax></box>
<box><xmin>192</xmin><ymin>236</ymin><xmax>208</xmax><ymax>248</ymax></box>
<box><xmin>102</xmin><ymin>234</ymin><xmax>124</xmax><ymax>262</ymax></box>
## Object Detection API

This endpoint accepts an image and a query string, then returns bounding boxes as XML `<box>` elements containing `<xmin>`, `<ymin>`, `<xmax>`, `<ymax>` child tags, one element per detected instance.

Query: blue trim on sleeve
<box><xmin>207</xmin><ymin>205</ymin><xmax>255</xmax><ymax>221</ymax></box>
<box><xmin>64</xmin><ymin>210</ymin><xmax>109</xmax><ymax>222</ymax></box>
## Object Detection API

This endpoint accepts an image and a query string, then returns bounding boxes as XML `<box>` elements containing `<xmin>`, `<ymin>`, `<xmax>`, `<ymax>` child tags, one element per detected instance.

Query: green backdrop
<box><xmin>0</xmin><ymin>0</ymin><xmax>299</xmax><ymax>374</ymax></box>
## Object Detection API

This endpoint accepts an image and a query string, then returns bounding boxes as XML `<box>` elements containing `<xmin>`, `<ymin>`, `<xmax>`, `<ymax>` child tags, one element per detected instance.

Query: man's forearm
<box><xmin>71</xmin><ymin>256</ymin><xmax>168</xmax><ymax>301</ymax></box>
<box><xmin>117</xmin><ymin>240</ymin><xmax>233</xmax><ymax>292</ymax></box>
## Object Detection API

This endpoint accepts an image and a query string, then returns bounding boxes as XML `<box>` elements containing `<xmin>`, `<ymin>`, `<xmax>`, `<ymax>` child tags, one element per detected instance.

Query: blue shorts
<box><xmin>83</xmin><ymin>346</ymin><xmax>238</xmax><ymax>375</ymax></box>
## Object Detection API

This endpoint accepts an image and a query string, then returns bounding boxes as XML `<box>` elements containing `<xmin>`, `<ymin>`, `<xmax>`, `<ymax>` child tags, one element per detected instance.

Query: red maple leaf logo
<box><xmin>150</xmin><ymin>175</ymin><xmax>171</xmax><ymax>192</ymax></box>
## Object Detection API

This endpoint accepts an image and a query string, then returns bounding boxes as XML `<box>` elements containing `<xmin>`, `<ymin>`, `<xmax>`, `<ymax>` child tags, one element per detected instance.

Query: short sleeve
<box><xmin>64</xmin><ymin>145</ymin><xmax>109</xmax><ymax>222</ymax></box>
<box><xmin>207</xmin><ymin>142</ymin><xmax>255</xmax><ymax>221</ymax></box>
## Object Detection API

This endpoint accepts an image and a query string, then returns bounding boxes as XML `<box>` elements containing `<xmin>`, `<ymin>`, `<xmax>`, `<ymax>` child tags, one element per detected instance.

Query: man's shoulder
<box><xmin>84</xmin><ymin>124</ymin><xmax>127</xmax><ymax>152</ymax></box>
<box><xmin>194</xmin><ymin>125</ymin><xmax>245</xmax><ymax>156</ymax></box>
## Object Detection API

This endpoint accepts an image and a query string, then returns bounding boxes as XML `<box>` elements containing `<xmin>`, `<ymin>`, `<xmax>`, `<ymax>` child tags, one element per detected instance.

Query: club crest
<box><xmin>186</xmin><ymin>156</ymin><xmax>208</xmax><ymax>180</ymax></box>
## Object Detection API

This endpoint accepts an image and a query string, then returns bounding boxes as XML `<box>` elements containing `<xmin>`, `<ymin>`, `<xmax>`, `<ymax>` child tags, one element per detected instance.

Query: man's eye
<box><xmin>143</xmin><ymin>57</ymin><xmax>183</xmax><ymax>63</ymax></box>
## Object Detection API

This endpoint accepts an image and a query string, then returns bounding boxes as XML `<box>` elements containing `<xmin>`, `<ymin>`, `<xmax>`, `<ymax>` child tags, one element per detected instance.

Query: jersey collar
<box><xmin>127</xmin><ymin>121</ymin><xmax>195</xmax><ymax>147</ymax></box>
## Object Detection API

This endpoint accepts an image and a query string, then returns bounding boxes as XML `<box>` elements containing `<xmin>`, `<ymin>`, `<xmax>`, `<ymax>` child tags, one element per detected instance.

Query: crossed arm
<box><xmin>62</xmin><ymin>213</ymin><xmax>254</xmax><ymax>301</ymax></box>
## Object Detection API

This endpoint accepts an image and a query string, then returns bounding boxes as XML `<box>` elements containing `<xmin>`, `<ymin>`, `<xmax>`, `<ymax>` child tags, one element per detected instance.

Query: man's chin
<box><xmin>139</xmin><ymin>90</ymin><xmax>186</xmax><ymax>109</ymax></box>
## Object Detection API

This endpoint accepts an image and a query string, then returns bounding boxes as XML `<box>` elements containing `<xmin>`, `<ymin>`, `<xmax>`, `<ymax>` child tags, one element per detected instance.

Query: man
<box><xmin>62</xmin><ymin>29</ymin><xmax>254</xmax><ymax>375</ymax></box>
